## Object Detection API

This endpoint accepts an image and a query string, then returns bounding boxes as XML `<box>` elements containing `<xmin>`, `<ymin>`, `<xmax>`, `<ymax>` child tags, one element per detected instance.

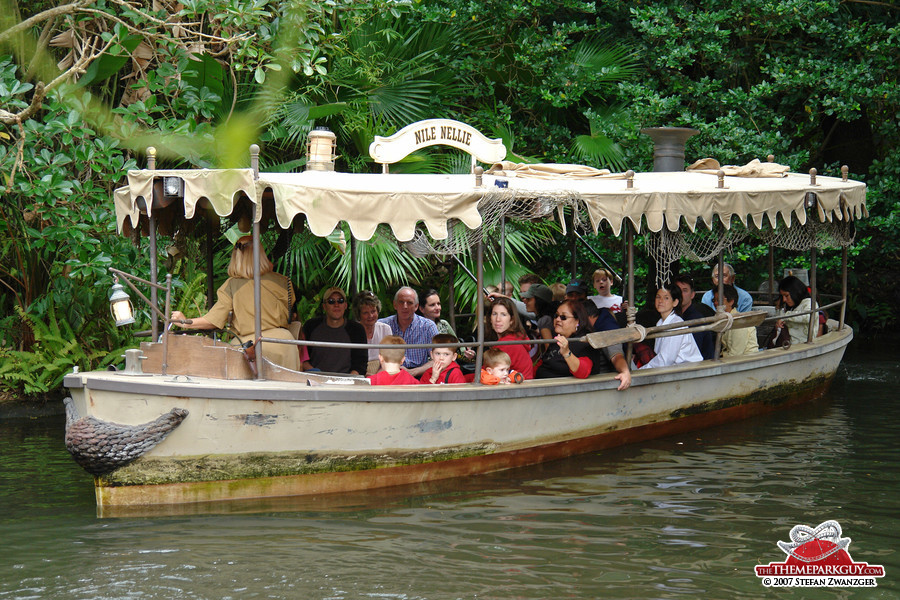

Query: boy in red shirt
<box><xmin>419</xmin><ymin>334</ymin><xmax>467</xmax><ymax>384</ymax></box>
<box><xmin>367</xmin><ymin>336</ymin><xmax>419</xmax><ymax>385</ymax></box>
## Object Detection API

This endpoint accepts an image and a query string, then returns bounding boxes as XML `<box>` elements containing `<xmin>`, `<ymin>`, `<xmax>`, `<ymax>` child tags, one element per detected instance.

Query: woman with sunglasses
<box><xmin>301</xmin><ymin>286</ymin><xmax>367</xmax><ymax>375</ymax></box>
<box><xmin>171</xmin><ymin>235</ymin><xmax>300</xmax><ymax>370</ymax></box>
<box><xmin>536</xmin><ymin>300</ymin><xmax>631</xmax><ymax>390</ymax></box>
<box><xmin>485</xmin><ymin>296</ymin><xmax>534</xmax><ymax>380</ymax></box>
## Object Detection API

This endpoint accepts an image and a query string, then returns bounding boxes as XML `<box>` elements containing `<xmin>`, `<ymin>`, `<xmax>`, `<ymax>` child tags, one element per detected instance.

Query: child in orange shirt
<box><xmin>480</xmin><ymin>348</ymin><xmax>524</xmax><ymax>385</ymax></box>
<box><xmin>419</xmin><ymin>334</ymin><xmax>467</xmax><ymax>384</ymax></box>
<box><xmin>367</xmin><ymin>336</ymin><xmax>419</xmax><ymax>385</ymax></box>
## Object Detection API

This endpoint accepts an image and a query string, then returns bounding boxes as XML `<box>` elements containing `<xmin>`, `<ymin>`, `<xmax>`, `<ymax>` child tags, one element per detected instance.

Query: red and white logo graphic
<box><xmin>755</xmin><ymin>520</ymin><xmax>885</xmax><ymax>587</ymax></box>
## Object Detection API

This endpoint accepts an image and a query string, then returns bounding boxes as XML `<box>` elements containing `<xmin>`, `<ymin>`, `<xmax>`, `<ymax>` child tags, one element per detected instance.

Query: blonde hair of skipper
<box><xmin>228</xmin><ymin>236</ymin><xmax>273</xmax><ymax>279</ymax></box>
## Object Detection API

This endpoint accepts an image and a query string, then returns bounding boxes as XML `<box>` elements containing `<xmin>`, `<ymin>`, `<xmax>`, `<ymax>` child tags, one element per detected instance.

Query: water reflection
<box><xmin>1</xmin><ymin>342</ymin><xmax>898</xmax><ymax>599</ymax></box>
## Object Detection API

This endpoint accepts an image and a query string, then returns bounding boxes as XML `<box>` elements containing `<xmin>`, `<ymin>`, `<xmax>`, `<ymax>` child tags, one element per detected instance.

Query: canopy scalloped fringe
<box><xmin>494</xmin><ymin>170</ymin><xmax>866</xmax><ymax>236</ymax></box>
<box><xmin>258</xmin><ymin>172</ymin><xmax>484</xmax><ymax>242</ymax></box>
<box><xmin>116</xmin><ymin>168</ymin><xmax>258</xmax><ymax>234</ymax></box>
<box><xmin>113</xmin><ymin>163</ymin><xmax>867</xmax><ymax>245</ymax></box>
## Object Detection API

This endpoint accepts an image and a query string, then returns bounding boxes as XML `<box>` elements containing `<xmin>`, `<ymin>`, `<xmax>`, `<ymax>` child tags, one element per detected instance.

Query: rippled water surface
<box><xmin>1</xmin><ymin>341</ymin><xmax>897</xmax><ymax>599</ymax></box>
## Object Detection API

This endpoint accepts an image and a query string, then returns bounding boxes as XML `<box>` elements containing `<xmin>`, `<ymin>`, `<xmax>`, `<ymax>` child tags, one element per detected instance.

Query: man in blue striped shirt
<box><xmin>379</xmin><ymin>286</ymin><xmax>438</xmax><ymax>377</ymax></box>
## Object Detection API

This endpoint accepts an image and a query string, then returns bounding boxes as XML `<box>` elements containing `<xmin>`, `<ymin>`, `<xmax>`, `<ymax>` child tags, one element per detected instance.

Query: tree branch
<box><xmin>0</xmin><ymin>0</ymin><xmax>90</xmax><ymax>47</ymax></box>
<box><xmin>0</xmin><ymin>82</ymin><xmax>44</xmax><ymax>125</ymax></box>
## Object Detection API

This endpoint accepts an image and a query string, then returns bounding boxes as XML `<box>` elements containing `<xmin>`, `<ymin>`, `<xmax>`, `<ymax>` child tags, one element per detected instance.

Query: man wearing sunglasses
<box><xmin>302</xmin><ymin>286</ymin><xmax>367</xmax><ymax>375</ymax></box>
<box><xmin>379</xmin><ymin>286</ymin><xmax>439</xmax><ymax>376</ymax></box>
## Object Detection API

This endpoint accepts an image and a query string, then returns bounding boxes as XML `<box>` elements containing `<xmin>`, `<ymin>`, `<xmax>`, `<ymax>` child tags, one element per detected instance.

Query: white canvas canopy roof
<box><xmin>114</xmin><ymin>162</ymin><xmax>866</xmax><ymax>242</ymax></box>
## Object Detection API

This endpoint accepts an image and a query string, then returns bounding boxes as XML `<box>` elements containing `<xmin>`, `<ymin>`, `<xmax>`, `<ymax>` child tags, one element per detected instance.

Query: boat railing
<box><xmin>252</xmin><ymin>308</ymin><xmax>776</xmax><ymax>363</ymax></box>
<box><xmin>758</xmin><ymin>298</ymin><xmax>844</xmax><ymax>324</ymax></box>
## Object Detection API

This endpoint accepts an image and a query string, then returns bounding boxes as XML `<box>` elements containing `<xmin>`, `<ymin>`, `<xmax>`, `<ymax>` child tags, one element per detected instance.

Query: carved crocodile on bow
<box><xmin>64</xmin><ymin>397</ymin><xmax>188</xmax><ymax>476</ymax></box>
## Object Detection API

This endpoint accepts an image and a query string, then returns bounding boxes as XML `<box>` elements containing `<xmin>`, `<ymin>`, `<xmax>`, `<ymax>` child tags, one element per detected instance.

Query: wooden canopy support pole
<box><xmin>250</xmin><ymin>144</ymin><xmax>264</xmax><ymax>380</ymax></box>
<box><xmin>714</xmin><ymin>250</ymin><xmax>725</xmax><ymax>359</ymax></box>
<box><xmin>206</xmin><ymin>222</ymin><xmax>215</xmax><ymax>310</ymax></box>
<box><xmin>474</xmin><ymin>237</ymin><xmax>485</xmax><ymax>384</ymax></box>
<box><xmin>147</xmin><ymin>147</ymin><xmax>159</xmax><ymax>340</ymax></box>
<box><xmin>840</xmin><ymin>247</ymin><xmax>848</xmax><ymax>330</ymax></box>
<box><xmin>448</xmin><ymin>260</ymin><xmax>457</xmax><ymax>333</ymax></box>
<box><xmin>350</xmin><ymin>236</ymin><xmax>358</xmax><ymax>297</ymax></box>
<box><xmin>808</xmin><ymin>248</ymin><xmax>818</xmax><ymax>343</ymax></box>
<box><xmin>625</xmin><ymin>224</ymin><xmax>635</xmax><ymax>366</ymax></box>
<box><xmin>568</xmin><ymin>208</ymin><xmax>577</xmax><ymax>279</ymax></box>
<box><xmin>500</xmin><ymin>216</ymin><xmax>506</xmax><ymax>293</ymax></box>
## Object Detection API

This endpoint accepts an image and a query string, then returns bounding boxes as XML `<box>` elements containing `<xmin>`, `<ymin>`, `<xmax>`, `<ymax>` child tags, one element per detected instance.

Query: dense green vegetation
<box><xmin>0</xmin><ymin>0</ymin><xmax>897</xmax><ymax>400</ymax></box>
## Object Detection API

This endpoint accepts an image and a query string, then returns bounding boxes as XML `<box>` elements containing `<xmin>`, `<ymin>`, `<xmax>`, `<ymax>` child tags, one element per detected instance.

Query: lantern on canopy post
<box><xmin>306</xmin><ymin>127</ymin><xmax>336</xmax><ymax>171</ymax></box>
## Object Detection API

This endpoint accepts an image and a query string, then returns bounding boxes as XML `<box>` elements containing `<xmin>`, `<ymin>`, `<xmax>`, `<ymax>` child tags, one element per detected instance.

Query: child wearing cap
<box><xmin>302</xmin><ymin>286</ymin><xmax>367</xmax><ymax>375</ymax></box>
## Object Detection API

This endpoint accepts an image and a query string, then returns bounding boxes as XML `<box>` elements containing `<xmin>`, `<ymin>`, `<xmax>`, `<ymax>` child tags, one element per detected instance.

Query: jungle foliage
<box><xmin>0</xmin><ymin>0</ymin><xmax>897</xmax><ymax>399</ymax></box>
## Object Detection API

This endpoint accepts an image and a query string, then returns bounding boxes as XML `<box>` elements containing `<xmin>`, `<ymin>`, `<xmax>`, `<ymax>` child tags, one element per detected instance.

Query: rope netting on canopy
<box><xmin>404</xmin><ymin>187</ymin><xmax>584</xmax><ymax>258</ymax></box>
<box><xmin>404</xmin><ymin>190</ymin><xmax>857</xmax><ymax>287</ymax></box>
<box><xmin>645</xmin><ymin>217</ymin><xmax>855</xmax><ymax>286</ymax></box>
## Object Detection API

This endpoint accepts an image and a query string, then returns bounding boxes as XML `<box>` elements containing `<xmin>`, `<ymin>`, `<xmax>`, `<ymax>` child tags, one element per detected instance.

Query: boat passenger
<box><xmin>379</xmin><ymin>286</ymin><xmax>438</xmax><ymax>376</ymax></box>
<box><xmin>521</xmin><ymin>283</ymin><xmax>555</xmax><ymax>358</ymax></box>
<box><xmin>354</xmin><ymin>290</ymin><xmax>391</xmax><ymax>375</ymax></box>
<box><xmin>480</xmin><ymin>348</ymin><xmax>522</xmax><ymax>385</ymax></box>
<box><xmin>701</xmin><ymin>263</ymin><xmax>753</xmax><ymax>313</ymax></box>
<box><xmin>776</xmin><ymin>275</ymin><xmax>818</xmax><ymax>345</ymax></box>
<box><xmin>673</xmin><ymin>274</ymin><xmax>716</xmax><ymax>360</ymax></box>
<box><xmin>549</xmin><ymin>283</ymin><xmax>566</xmax><ymax>302</ymax></box>
<box><xmin>564</xmin><ymin>279</ymin><xmax>589</xmax><ymax>302</ymax></box>
<box><xmin>715</xmin><ymin>284</ymin><xmax>759</xmax><ymax>357</ymax></box>
<box><xmin>367</xmin><ymin>336</ymin><xmax>419</xmax><ymax>385</ymax></box>
<box><xmin>582</xmin><ymin>299</ymin><xmax>619</xmax><ymax>333</ymax></box>
<box><xmin>638</xmin><ymin>283</ymin><xmax>704</xmax><ymax>370</ymax></box>
<box><xmin>302</xmin><ymin>287</ymin><xmax>367</xmax><ymax>375</ymax></box>
<box><xmin>485</xmin><ymin>296</ymin><xmax>534</xmax><ymax>380</ymax></box>
<box><xmin>518</xmin><ymin>273</ymin><xmax>542</xmax><ymax>297</ymax></box>
<box><xmin>491</xmin><ymin>273</ymin><xmax>541</xmax><ymax>326</ymax></box>
<box><xmin>419</xmin><ymin>334</ymin><xmax>466</xmax><ymax>384</ymax></box>
<box><xmin>536</xmin><ymin>300</ymin><xmax>631</xmax><ymax>390</ymax></box>
<box><xmin>588</xmin><ymin>268</ymin><xmax>623</xmax><ymax>313</ymax></box>
<box><xmin>418</xmin><ymin>288</ymin><xmax>456</xmax><ymax>336</ymax></box>
<box><xmin>170</xmin><ymin>235</ymin><xmax>300</xmax><ymax>371</ymax></box>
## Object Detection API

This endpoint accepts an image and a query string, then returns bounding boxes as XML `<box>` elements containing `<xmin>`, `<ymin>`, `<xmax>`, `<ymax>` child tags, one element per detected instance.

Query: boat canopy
<box><xmin>115</xmin><ymin>161</ymin><xmax>866</xmax><ymax>241</ymax></box>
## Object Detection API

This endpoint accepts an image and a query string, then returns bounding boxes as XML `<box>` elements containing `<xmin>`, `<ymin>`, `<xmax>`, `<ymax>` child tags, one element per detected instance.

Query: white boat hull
<box><xmin>63</xmin><ymin>328</ymin><xmax>851</xmax><ymax>509</ymax></box>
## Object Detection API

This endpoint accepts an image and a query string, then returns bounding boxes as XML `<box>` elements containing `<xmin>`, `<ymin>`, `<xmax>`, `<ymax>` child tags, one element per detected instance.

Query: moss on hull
<box><xmin>100</xmin><ymin>443</ymin><xmax>497</xmax><ymax>486</ymax></box>
<box><xmin>669</xmin><ymin>372</ymin><xmax>833</xmax><ymax>419</ymax></box>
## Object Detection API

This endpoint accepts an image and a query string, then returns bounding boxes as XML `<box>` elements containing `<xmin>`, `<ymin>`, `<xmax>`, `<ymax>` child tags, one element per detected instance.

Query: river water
<box><xmin>1</xmin><ymin>340</ymin><xmax>897</xmax><ymax>599</ymax></box>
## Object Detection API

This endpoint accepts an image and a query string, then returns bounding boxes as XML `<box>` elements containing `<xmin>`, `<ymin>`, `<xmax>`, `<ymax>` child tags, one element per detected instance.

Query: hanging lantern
<box><xmin>306</xmin><ymin>127</ymin><xmax>336</xmax><ymax>171</ymax></box>
<box><xmin>109</xmin><ymin>278</ymin><xmax>135</xmax><ymax>327</ymax></box>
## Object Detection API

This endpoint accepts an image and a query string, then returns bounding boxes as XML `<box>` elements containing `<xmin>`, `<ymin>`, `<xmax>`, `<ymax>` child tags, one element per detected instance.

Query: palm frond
<box><xmin>571</xmin><ymin>37</ymin><xmax>641</xmax><ymax>85</ymax></box>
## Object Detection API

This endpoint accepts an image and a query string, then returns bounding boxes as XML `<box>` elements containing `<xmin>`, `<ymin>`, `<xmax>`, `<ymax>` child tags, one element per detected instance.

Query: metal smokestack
<box><xmin>640</xmin><ymin>127</ymin><xmax>699</xmax><ymax>172</ymax></box>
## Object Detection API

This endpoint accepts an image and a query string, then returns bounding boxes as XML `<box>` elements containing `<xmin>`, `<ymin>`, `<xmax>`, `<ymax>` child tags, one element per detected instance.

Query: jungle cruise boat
<box><xmin>63</xmin><ymin>119</ymin><xmax>867</xmax><ymax>514</ymax></box>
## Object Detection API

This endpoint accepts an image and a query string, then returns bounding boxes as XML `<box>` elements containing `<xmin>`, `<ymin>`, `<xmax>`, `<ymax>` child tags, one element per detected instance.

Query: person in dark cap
<box><xmin>522</xmin><ymin>283</ymin><xmax>556</xmax><ymax>356</ymax></box>
<box><xmin>565</xmin><ymin>280</ymin><xmax>589</xmax><ymax>302</ymax></box>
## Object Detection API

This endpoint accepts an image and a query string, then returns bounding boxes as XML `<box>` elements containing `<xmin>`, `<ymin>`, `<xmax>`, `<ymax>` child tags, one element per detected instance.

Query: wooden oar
<box><xmin>582</xmin><ymin>310</ymin><xmax>768</xmax><ymax>349</ymax></box>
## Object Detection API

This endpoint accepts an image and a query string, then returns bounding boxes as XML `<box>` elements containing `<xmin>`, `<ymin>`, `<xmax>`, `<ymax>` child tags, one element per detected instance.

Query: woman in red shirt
<box><xmin>485</xmin><ymin>297</ymin><xmax>534</xmax><ymax>380</ymax></box>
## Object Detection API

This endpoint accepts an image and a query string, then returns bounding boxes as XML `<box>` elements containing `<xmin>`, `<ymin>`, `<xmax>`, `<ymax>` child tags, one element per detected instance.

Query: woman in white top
<box><xmin>354</xmin><ymin>290</ymin><xmax>392</xmax><ymax>375</ymax></box>
<box><xmin>638</xmin><ymin>282</ymin><xmax>703</xmax><ymax>369</ymax></box>
<box><xmin>776</xmin><ymin>275</ymin><xmax>817</xmax><ymax>345</ymax></box>
<box><xmin>589</xmin><ymin>268</ymin><xmax>623</xmax><ymax>313</ymax></box>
